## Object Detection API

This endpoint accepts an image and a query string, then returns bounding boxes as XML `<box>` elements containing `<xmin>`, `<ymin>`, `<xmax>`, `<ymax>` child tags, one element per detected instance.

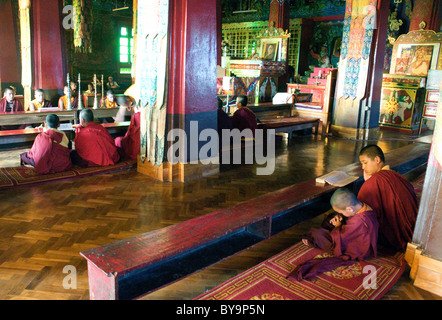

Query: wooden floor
<box><xmin>0</xmin><ymin>129</ymin><xmax>440</xmax><ymax>300</ymax></box>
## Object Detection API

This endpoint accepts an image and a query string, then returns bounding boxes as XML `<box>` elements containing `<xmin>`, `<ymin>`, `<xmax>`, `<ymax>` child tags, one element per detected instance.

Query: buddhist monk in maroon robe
<box><xmin>289</xmin><ymin>188</ymin><xmax>379</xmax><ymax>280</ymax></box>
<box><xmin>357</xmin><ymin>144</ymin><xmax>418</xmax><ymax>251</ymax></box>
<box><xmin>71</xmin><ymin>109</ymin><xmax>120</xmax><ymax>167</ymax></box>
<box><xmin>231</xmin><ymin>95</ymin><xmax>257</xmax><ymax>136</ymax></box>
<box><xmin>115</xmin><ymin>109</ymin><xmax>141</xmax><ymax>160</ymax></box>
<box><xmin>20</xmin><ymin>114</ymin><xmax>72</xmax><ymax>174</ymax></box>
<box><xmin>1</xmin><ymin>86</ymin><xmax>25</xmax><ymax>130</ymax></box>
<box><xmin>0</xmin><ymin>87</ymin><xmax>24</xmax><ymax>113</ymax></box>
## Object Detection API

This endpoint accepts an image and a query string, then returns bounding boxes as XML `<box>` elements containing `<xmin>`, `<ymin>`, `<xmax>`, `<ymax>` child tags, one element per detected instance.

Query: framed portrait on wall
<box><xmin>262</xmin><ymin>41</ymin><xmax>279</xmax><ymax>61</ymax></box>
<box><xmin>389</xmin><ymin>30</ymin><xmax>442</xmax><ymax>76</ymax></box>
<box><xmin>396</xmin><ymin>43</ymin><xmax>439</xmax><ymax>76</ymax></box>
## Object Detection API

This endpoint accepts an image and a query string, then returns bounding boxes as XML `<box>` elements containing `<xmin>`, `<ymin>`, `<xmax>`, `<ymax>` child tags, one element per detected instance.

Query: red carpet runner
<box><xmin>0</xmin><ymin>159</ymin><xmax>136</xmax><ymax>189</ymax></box>
<box><xmin>196</xmin><ymin>241</ymin><xmax>405</xmax><ymax>300</ymax></box>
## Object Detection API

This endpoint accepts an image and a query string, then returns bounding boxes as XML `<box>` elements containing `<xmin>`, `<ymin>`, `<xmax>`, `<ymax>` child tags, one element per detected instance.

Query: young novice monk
<box><xmin>20</xmin><ymin>114</ymin><xmax>72</xmax><ymax>174</ymax></box>
<box><xmin>71</xmin><ymin>109</ymin><xmax>120</xmax><ymax>167</ymax></box>
<box><xmin>290</xmin><ymin>188</ymin><xmax>379</xmax><ymax>280</ymax></box>
<box><xmin>357</xmin><ymin>144</ymin><xmax>418</xmax><ymax>251</ymax></box>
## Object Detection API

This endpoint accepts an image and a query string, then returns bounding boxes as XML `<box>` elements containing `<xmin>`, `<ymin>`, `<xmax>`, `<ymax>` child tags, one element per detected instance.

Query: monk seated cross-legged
<box><xmin>71</xmin><ymin>109</ymin><xmax>120</xmax><ymax>167</ymax></box>
<box><xmin>20</xmin><ymin>114</ymin><xmax>72</xmax><ymax>174</ymax></box>
<box><xmin>357</xmin><ymin>144</ymin><xmax>418</xmax><ymax>251</ymax></box>
<box><xmin>288</xmin><ymin>188</ymin><xmax>379</xmax><ymax>281</ymax></box>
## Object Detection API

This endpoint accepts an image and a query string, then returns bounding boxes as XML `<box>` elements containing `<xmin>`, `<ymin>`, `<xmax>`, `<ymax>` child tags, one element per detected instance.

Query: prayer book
<box><xmin>316</xmin><ymin>171</ymin><xmax>358</xmax><ymax>187</ymax></box>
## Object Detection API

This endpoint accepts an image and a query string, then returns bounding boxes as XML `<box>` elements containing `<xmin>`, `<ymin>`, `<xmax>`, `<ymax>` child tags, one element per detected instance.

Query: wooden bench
<box><xmin>248</xmin><ymin>102</ymin><xmax>293</xmax><ymax>120</ymax></box>
<box><xmin>0</xmin><ymin>121</ymin><xmax>130</xmax><ymax>147</ymax></box>
<box><xmin>258</xmin><ymin>116</ymin><xmax>320</xmax><ymax>139</ymax></box>
<box><xmin>0</xmin><ymin>107</ymin><xmax>132</xmax><ymax>146</ymax></box>
<box><xmin>80</xmin><ymin>142</ymin><xmax>430</xmax><ymax>300</ymax></box>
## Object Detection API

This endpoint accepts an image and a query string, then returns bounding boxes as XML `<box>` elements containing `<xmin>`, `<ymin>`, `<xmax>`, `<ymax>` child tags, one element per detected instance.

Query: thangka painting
<box><xmin>135</xmin><ymin>0</ymin><xmax>169</xmax><ymax>166</ymax></box>
<box><xmin>379</xmin><ymin>88</ymin><xmax>421</xmax><ymax>129</ymax></box>
<box><xmin>395</xmin><ymin>44</ymin><xmax>435</xmax><ymax>77</ymax></box>
<box><xmin>336</xmin><ymin>0</ymin><xmax>377</xmax><ymax>100</ymax></box>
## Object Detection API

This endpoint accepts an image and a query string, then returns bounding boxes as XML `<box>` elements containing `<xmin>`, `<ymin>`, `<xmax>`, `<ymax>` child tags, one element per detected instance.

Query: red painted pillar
<box><xmin>32</xmin><ymin>0</ymin><xmax>65</xmax><ymax>92</ymax></box>
<box><xmin>138</xmin><ymin>0</ymin><xmax>218</xmax><ymax>182</ymax></box>
<box><xmin>409</xmin><ymin>0</ymin><xmax>441</xmax><ymax>32</ymax></box>
<box><xmin>0</xmin><ymin>0</ymin><xmax>20</xmax><ymax>86</ymax></box>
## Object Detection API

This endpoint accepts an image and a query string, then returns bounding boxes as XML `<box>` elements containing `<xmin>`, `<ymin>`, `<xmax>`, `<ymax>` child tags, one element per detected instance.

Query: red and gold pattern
<box><xmin>0</xmin><ymin>160</ymin><xmax>136</xmax><ymax>190</ymax></box>
<box><xmin>196</xmin><ymin>241</ymin><xmax>405</xmax><ymax>300</ymax></box>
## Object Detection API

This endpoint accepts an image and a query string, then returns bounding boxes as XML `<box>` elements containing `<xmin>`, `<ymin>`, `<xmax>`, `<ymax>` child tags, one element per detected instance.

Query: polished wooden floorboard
<box><xmin>0</xmin><ymin>131</ymin><xmax>440</xmax><ymax>300</ymax></box>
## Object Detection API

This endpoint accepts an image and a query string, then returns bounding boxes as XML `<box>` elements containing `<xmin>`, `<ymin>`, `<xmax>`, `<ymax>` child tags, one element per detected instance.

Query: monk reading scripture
<box><xmin>289</xmin><ymin>188</ymin><xmax>379</xmax><ymax>280</ymax></box>
<box><xmin>71</xmin><ymin>109</ymin><xmax>120</xmax><ymax>167</ymax></box>
<box><xmin>115</xmin><ymin>102</ymin><xmax>141</xmax><ymax>160</ymax></box>
<box><xmin>231</xmin><ymin>95</ymin><xmax>258</xmax><ymax>137</ymax></box>
<box><xmin>357</xmin><ymin>144</ymin><xmax>418</xmax><ymax>251</ymax></box>
<box><xmin>20</xmin><ymin>114</ymin><xmax>72</xmax><ymax>174</ymax></box>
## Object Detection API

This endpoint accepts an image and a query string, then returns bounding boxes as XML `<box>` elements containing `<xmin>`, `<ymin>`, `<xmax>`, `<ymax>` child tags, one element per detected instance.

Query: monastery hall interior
<box><xmin>0</xmin><ymin>0</ymin><xmax>442</xmax><ymax>301</ymax></box>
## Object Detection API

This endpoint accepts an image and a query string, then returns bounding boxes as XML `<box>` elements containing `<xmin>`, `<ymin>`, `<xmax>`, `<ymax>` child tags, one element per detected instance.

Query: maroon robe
<box><xmin>0</xmin><ymin>97</ymin><xmax>24</xmax><ymax>113</ymax></box>
<box><xmin>288</xmin><ymin>209</ymin><xmax>379</xmax><ymax>280</ymax></box>
<box><xmin>357</xmin><ymin>169</ymin><xmax>418</xmax><ymax>251</ymax></box>
<box><xmin>74</xmin><ymin>122</ymin><xmax>120</xmax><ymax>167</ymax></box>
<box><xmin>22</xmin><ymin>129</ymin><xmax>72</xmax><ymax>174</ymax></box>
<box><xmin>115</xmin><ymin>111</ymin><xmax>140</xmax><ymax>160</ymax></box>
<box><xmin>231</xmin><ymin>107</ymin><xmax>257</xmax><ymax>136</ymax></box>
<box><xmin>0</xmin><ymin>97</ymin><xmax>25</xmax><ymax>130</ymax></box>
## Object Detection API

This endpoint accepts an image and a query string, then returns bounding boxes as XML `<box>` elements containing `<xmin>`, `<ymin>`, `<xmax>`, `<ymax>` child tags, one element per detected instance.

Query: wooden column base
<box><xmin>137</xmin><ymin>156</ymin><xmax>219</xmax><ymax>182</ymax></box>
<box><xmin>406</xmin><ymin>242</ymin><xmax>442</xmax><ymax>297</ymax></box>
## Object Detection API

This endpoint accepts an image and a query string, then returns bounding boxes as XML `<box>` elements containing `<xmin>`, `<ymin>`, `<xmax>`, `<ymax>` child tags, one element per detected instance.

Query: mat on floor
<box><xmin>196</xmin><ymin>241</ymin><xmax>405</xmax><ymax>300</ymax></box>
<box><xmin>0</xmin><ymin>159</ymin><xmax>136</xmax><ymax>189</ymax></box>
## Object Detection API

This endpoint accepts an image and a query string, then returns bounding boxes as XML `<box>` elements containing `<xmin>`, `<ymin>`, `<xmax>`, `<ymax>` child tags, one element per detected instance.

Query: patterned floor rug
<box><xmin>196</xmin><ymin>241</ymin><xmax>405</xmax><ymax>300</ymax></box>
<box><xmin>0</xmin><ymin>159</ymin><xmax>137</xmax><ymax>189</ymax></box>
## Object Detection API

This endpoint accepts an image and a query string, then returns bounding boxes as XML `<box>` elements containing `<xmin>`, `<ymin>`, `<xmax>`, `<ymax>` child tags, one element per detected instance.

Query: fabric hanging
<box><xmin>336</xmin><ymin>0</ymin><xmax>377</xmax><ymax>100</ymax></box>
<box><xmin>73</xmin><ymin>0</ymin><xmax>92</xmax><ymax>53</ymax></box>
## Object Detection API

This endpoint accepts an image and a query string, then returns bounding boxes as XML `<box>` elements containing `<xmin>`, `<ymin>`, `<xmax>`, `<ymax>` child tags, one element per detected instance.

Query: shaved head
<box><xmin>359</xmin><ymin>145</ymin><xmax>385</xmax><ymax>163</ymax></box>
<box><xmin>45</xmin><ymin>114</ymin><xmax>60</xmax><ymax>129</ymax></box>
<box><xmin>330</xmin><ymin>188</ymin><xmax>360</xmax><ymax>211</ymax></box>
<box><xmin>79</xmin><ymin>109</ymin><xmax>94</xmax><ymax>123</ymax></box>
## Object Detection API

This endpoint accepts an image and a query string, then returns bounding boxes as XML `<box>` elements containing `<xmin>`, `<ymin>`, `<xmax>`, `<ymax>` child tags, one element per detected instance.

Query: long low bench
<box><xmin>258</xmin><ymin>116</ymin><xmax>320</xmax><ymax>139</ymax></box>
<box><xmin>0</xmin><ymin>121</ymin><xmax>130</xmax><ymax>147</ymax></box>
<box><xmin>80</xmin><ymin>142</ymin><xmax>430</xmax><ymax>300</ymax></box>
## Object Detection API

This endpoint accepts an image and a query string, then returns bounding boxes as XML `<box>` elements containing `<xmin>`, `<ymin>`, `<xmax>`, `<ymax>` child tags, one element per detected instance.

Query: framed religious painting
<box><xmin>255</xmin><ymin>24</ymin><xmax>291</xmax><ymax>62</ymax></box>
<box><xmin>261</xmin><ymin>41</ymin><xmax>279</xmax><ymax>61</ymax></box>
<box><xmin>390</xmin><ymin>29</ymin><xmax>442</xmax><ymax>77</ymax></box>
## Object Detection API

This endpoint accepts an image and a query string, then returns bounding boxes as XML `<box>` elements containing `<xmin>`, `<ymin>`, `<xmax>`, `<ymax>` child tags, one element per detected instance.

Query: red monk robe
<box><xmin>0</xmin><ymin>97</ymin><xmax>24</xmax><ymax>112</ymax></box>
<box><xmin>115</xmin><ymin>111</ymin><xmax>140</xmax><ymax>160</ymax></box>
<box><xmin>22</xmin><ymin>129</ymin><xmax>72</xmax><ymax>174</ymax></box>
<box><xmin>231</xmin><ymin>107</ymin><xmax>258</xmax><ymax>136</ymax></box>
<box><xmin>357</xmin><ymin>169</ymin><xmax>418</xmax><ymax>251</ymax></box>
<box><xmin>289</xmin><ymin>207</ymin><xmax>378</xmax><ymax>280</ymax></box>
<box><xmin>74</xmin><ymin>122</ymin><xmax>120</xmax><ymax>166</ymax></box>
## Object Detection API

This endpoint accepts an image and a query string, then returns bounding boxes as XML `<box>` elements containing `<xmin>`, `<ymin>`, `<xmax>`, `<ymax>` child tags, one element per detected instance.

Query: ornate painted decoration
<box><xmin>336</xmin><ymin>0</ymin><xmax>378</xmax><ymax>100</ymax></box>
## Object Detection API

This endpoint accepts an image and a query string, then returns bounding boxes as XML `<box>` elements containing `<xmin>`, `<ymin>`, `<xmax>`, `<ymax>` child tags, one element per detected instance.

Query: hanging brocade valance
<box><xmin>73</xmin><ymin>0</ymin><xmax>92</xmax><ymax>53</ymax></box>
